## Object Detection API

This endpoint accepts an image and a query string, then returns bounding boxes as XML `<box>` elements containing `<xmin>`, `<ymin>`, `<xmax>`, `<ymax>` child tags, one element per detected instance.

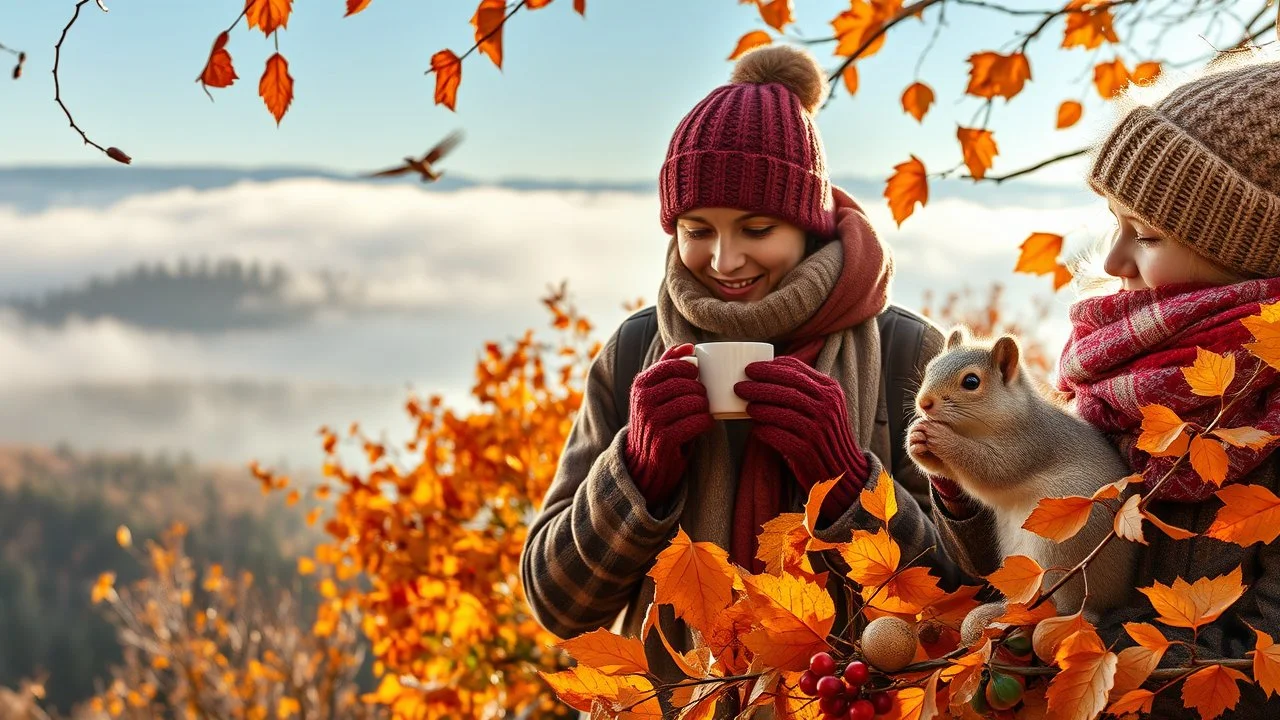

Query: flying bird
<box><xmin>364</xmin><ymin>131</ymin><xmax>464</xmax><ymax>183</ymax></box>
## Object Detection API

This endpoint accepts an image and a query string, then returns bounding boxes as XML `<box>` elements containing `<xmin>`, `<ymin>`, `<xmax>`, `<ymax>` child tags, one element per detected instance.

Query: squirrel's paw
<box><xmin>907</xmin><ymin>421</ymin><xmax>950</xmax><ymax>474</ymax></box>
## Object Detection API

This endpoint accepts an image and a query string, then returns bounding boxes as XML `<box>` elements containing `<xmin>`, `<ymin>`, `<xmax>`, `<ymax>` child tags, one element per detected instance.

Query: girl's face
<box><xmin>676</xmin><ymin>208</ymin><xmax>807</xmax><ymax>302</ymax></box>
<box><xmin>1104</xmin><ymin>200</ymin><xmax>1241</xmax><ymax>290</ymax></box>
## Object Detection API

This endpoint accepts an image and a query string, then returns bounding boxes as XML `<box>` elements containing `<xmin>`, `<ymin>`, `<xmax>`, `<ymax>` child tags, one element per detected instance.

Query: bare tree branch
<box><xmin>959</xmin><ymin>147</ymin><xmax>1089</xmax><ymax>183</ymax></box>
<box><xmin>54</xmin><ymin>0</ymin><xmax>129</xmax><ymax>163</ymax></box>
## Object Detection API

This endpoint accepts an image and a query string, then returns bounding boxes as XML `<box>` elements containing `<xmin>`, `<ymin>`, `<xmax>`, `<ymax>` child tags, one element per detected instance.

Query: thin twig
<box><xmin>826</xmin><ymin>0</ymin><xmax>947</xmax><ymax>107</ymax></box>
<box><xmin>962</xmin><ymin>147</ymin><xmax>1089</xmax><ymax>183</ymax></box>
<box><xmin>459</xmin><ymin>0</ymin><xmax>526</xmax><ymax>64</ymax></box>
<box><xmin>54</xmin><ymin>0</ymin><xmax>120</xmax><ymax>159</ymax></box>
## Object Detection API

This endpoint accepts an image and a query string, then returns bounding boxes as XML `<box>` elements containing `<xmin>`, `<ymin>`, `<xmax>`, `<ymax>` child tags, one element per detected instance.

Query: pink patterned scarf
<box><xmin>1057</xmin><ymin>279</ymin><xmax>1280</xmax><ymax>502</ymax></box>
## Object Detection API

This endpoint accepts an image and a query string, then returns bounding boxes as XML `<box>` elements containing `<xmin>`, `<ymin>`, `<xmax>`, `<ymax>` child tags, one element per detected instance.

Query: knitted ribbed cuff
<box><xmin>1088</xmin><ymin>105</ymin><xmax>1280</xmax><ymax>278</ymax></box>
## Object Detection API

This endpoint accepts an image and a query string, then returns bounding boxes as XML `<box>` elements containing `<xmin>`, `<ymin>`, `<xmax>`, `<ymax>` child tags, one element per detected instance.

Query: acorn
<box><xmin>859</xmin><ymin>616</ymin><xmax>917</xmax><ymax>672</ymax></box>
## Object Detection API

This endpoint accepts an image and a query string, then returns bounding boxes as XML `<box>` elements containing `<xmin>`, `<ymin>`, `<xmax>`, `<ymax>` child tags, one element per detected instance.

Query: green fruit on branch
<box><xmin>970</xmin><ymin>675</ymin><xmax>992</xmax><ymax>714</ymax></box>
<box><xmin>860</xmin><ymin>616</ymin><xmax>917</xmax><ymax>672</ymax></box>
<box><xmin>1003</xmin><ymin>629</ymin><xmax>1033</xmax><ymax>658</ymax></box>
<box><xmin>984</xmin><ymin>670</ymin><xmax>1025</xmax><ymax>711</ymax></box>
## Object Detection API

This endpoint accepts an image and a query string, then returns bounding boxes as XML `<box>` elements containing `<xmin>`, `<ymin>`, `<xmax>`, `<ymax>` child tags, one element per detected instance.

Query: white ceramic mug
<box><xmin>683</xmin><ymin>341</ymin><xmax>775</xmax><ymax>419</ymax></box>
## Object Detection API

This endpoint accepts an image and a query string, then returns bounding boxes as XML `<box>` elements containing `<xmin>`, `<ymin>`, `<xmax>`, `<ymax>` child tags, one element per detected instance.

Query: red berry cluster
<box><xmin>798</xmin><ymin>652</ymin><xmax>893</xmax><ymax>720</ymax></box>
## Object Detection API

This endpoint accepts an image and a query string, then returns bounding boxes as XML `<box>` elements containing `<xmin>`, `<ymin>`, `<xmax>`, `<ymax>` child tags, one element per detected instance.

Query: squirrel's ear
<box><xmin>946</xmin><ymin>326</ymin><xmax>969</xmax><ymax>350</ymax></box>
<box><xmin>992</xmin><ymin>335</ymin><xmax>1021</xmax><ymax>384</ymax></box>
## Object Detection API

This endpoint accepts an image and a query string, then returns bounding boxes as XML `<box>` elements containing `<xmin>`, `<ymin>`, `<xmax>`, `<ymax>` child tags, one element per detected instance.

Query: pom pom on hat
<box><xmin>729</xmin><ymin>44</ymin><xmax>829</xmax><ymax>114</ymax></box>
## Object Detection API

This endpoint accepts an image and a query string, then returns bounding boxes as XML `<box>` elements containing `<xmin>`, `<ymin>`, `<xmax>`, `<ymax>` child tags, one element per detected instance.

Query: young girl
<box><xmin>931</xmin><ymin>53</ymin><xmax>1280</xmax><ymax>717</ymax></box>
<box><xmin>520</xmin><ymin>44</ymin><xmax>964</xmax><ymax>689</ymax></box>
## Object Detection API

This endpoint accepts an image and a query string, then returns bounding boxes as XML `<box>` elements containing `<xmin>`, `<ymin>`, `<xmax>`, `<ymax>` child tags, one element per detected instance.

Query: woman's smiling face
<box><xmin>675</xmin><ymin>208</ymin><xmax>807</xmax><ymax>302</ymax></box>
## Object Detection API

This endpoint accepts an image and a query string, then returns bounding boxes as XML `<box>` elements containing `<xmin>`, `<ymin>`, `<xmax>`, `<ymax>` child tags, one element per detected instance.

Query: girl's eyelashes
<box><xmin>744</xmin><ymin>225</ymin><xmax>776</xmax><ymax>238</ymax></box>
<box><xmin>681</xmin><ymin>227</ymin><xmax>711</xmax><ymax>239</ymax></box>
<box><xmin>1135</xmin><ymin>235</ymin><xmax>1161</xmax><ymax>246</ymax></box>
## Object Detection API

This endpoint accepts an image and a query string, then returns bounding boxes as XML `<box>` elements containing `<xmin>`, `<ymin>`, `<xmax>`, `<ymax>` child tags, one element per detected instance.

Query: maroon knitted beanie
<box><xmin>659</xmin><ymin>44</ymin><xmax>835</xmax><ymax>238</ymax></box>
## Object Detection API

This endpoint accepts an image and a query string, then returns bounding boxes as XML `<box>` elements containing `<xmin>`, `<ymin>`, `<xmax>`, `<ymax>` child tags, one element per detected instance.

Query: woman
<box><xmin>519</xmin><ymin>44</ymin><xmax>963</xmax><ymax>686</ymax></box>
<box><xmin>928</xmin><ymin>54</ymin><xmax>1280</xmax><ymax>718</ymax></box>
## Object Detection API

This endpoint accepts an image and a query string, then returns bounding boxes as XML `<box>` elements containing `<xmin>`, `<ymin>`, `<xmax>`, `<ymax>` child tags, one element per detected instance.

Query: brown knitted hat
<box><xmin>1088</xmin><ymin>55</ymin><xmax>1280</xmax><ymax>277</ymax></box>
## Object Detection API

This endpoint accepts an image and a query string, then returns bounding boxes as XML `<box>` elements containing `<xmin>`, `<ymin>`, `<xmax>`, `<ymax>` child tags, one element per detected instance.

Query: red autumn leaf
<box><xmin>842</xmin><ymin>65</ymin><xmax>859</xmax><ymax>95</ymax></box>
<box><xmin>756</xmin><ymin>0</ymin><xmax>793</xmax><ymax>31</ymax></box>
<box><xmin>1189</xmin><ymin>435</ymin><xmax>1229</xmax><ymax>486</ymax></box>
<box><xmin>965</xmin><ymin>51</ymin><xmax>1032</xmax><ymax>101</ymax></box>
<box><xmin>430</xmin><ymin>49</ymin><xmax>462</xmax><ymax>111</ymax></box>
<box><xmin>1062</xmin><ymin>5</ymin><xmax>1119</xmax><ymax>49</ymax></box>
<box><xmin>471</xmin><ymin>0</ymin><xmax>506</xmax><ymax>69</ymax></box>
<box><xmin>245</xmin><ymin>0</ymin><xmax>292</xmax><ymax>36</ymax></box>
<box><xmin>1094</xmin><ymin>58</ymin><xmax>1130</xmax><ymax>99</ymax></box>
<box><xmin>884</xmin><ymin>155</ymin><xmax>928</xmax><ymax>227</ymax></box>
<box><xmin>345</xmin><ymin>0</ymin><xmax>374</xmax><ymax>15</ymax></box>
<box><xmin>1182</xmin><ymin>348</ymin><xmax>1236</xmax><ymax>397</ymax></box>
<box><xmin>1023</xmin><ymin>495</ymin><xmax>1094</xmax><ymax>542</ymax></box>
<box><xmin>957</xmin><ymin>127</ymin><xmax>998</xmax><ymax>180</ymax></box>
<box><xmin>1015</xmin><ymin>232</ymin><xmax>1065</xmax><ymax>276</ymax></box>
<box><xmin>1057</xmin><ymin>100</ymin><xmax>1083</xmax><ymax>129</ymax></box>
<box><xmin>987</xmin><ymin>555</ymin><xmax>1045</xmax><ymax>605</ymax></box>
<box><xmin>901</xmin><ymin>81</ymin><xmax>934</xmax><ymax>123</ymax></box>
<box><xmin>728</xmin><ymin>30</ymin><xmax>771</xmax><ymax>60</ymax></box>
<box><xmin>198</xmin><ymin>32</ymin><xmax>238</xmax><ymax>89</ymax></box>
<box><xmin>1135</xmin><ymin>404</ymin><xmax>1189</xmax><ymax>454</ymax></box>
<box><xmin>1205</xmin><ymin>483</ymin><xmax>1280</xmax><ymax>546</ymax></box>
<box><xmin>259</xmin><ymin>53</ymin><xmax>294</xmax><ymax>125</ymax></box>
<box><xmin>1181</xmin><ymin>664</ymin><xmax>1250</xmax><ymax>720</ymax></box>
<box><xmin>1253</xmin><ymin>627</ymin><xmax>1280</xmax><ymax>698</ymax></box>
<box><xmin>1138</xmin><ymin>566</ymin><xmax>1245</xmax><ymax>630</ymax></box>
<box><xmin>647</xmin><ymin>527</ymin><xmax>736</xmax><ymax>635</ymax></box>
<box><xmin>574</xmin><ymin>0</ymin><xmax>585</xmax><ymax>15</ymax></box>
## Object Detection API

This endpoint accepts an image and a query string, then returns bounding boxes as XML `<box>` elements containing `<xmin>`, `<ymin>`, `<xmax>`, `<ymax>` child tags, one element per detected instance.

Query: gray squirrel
<box><xmin>906</xmin><ymin>328</ymin><xmax>1137</xmax><ymax>625</ymax></box>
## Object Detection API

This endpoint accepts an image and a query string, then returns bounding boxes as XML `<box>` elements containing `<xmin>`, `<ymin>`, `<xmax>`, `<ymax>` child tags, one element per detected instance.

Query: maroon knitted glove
<box><xmin>623</xmin><ymin>343</ymin><xmax>714</xmax><ymax>510</ymax></box>
<box><xmin>734</xmin><ymin>356</ymin><xmax>870</xmax><ymax>522</ymax></box>
<box><xmin>929</xmin><ymin>474</ymin><xmax>979</xmax><ymax>519</ymax></box>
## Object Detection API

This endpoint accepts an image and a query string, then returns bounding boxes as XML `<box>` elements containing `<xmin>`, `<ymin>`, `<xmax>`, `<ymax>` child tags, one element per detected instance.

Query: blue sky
<box><xmin>1</xmin><ymin>0</ymin><xmax>1242</xmax><ymax>183</ymax></box>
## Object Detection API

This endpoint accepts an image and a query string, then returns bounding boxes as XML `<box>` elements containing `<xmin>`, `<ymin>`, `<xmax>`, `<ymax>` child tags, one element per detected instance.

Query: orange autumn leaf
<box><xmin>1144</xmin><ymin>509</ymin><xmax>1198</xmax><ymax>540</ymax></box>
<box><xmin>1189</xmin><ymin>435</ymin><xmax>1229</xmax><ymax>486</ymax></box>
<box><xmin>1206</xmin><ymin>483</ymin><xmax>1280</xmax><ymax>546</ymax></box>
<box><xmin>1057</xmin><ymin>100</ymin><xmax>1083</xmax><ymax>129</ymax></box>
<box><xmin>1110</xmin><ymin>622</ymin><xmax>1170</xmax><ymax>697</ymax></box>
<box><xmin>882</xmin><ymin>669</ymin><xmax>941</xmax><ymax>720</ymax></box>
<box><xmin>1135</xmin><ymin>404</ymin><xmax>1189</xmax><ymax>454</ymax></box>
<box><xmin>259</xmin><ymin>53</ymin><xmax>294</xmax><ymax>125</ymax></box>
<box><xmin>901</xmin><ymin>81</ymin><xmax>934</xmax><ymax>122</ymax></box>
<box><xmin>871</xmin><ymin>566</ymin><xmax>945</xmax><ymax>615</ymax></box>
<box><xmin>1212</xmin><ymin>425</ymin><xmax>1279</xmax><ymax>451</ymax></box>
<box><xmin>1139</xmin><ymin>566</ymin><xmax>1245</xmax><ymax>629</ymax></box>
<box><xmin>430</xmin><ymin>49</ymin><xmax>462</xmax><ymax>111</ymax></box>
<box><xmin>574</xmin><ymin>0</ymin><xmax>585</xmax><ymax>15</ymax></box>
<box><xmin>297</xmin><ymin>557</ymin><xmax>316</xmax><ymax>576</ymax></box>
<box><xmin>842</xmin><ymin>528</ymin><xmax>901</xmax><ymax>587</ymax></box>
<box><xmin>842</xmin><ymin>65</ymin><xmax>859</xmax><ymax>95</ymax></box>
<box><xmin>884</xmin><ymin>155</ymin><xmax>928</xmax><ymax>226</ymax></box>
<box><xmin>647</xmin><ymin>527</ymin><xmax>736</xmax><ymax>634</ymax></box>
<box><xmin>1182</xmin><ymin>348</ymin><xmax>1236</xmax><ymax>397</ymax></box>
<box><xmin>1252</xmin><ymin>627</ymin><xmax>1280</xmax><ymax>698</ymax></box>
<box><xmin>1181</xmin><ymin>664</ymin><xmax>1250</xmax><ymax>720</ymax></box>
<box><xmin>965</xmin><ymin>51</ymin><xmax>1031</xmax><ymax>101</ymax></box>
<box><xmin>1114</xmin><ymin>494</ymin><xmax>1147</xmax><ymax>545</ymax></box>
<box><xmin>804</xmin><ymin>477</ymin><xmax>844</xmax><ymax>546</ymax></box>
<box><xmin>860</xmin><ymin>469</ymin><xmax>898</xmax><ymax>525</ymax></box>
<box><xmin>997</xmin><ymin>598</ymin><xmax>1059</xmax><ymax>626</ymax></box>
<box><xmin>1242</xmin><ymin>301</ymin><xmax>1280</xmax><ymax>370</ymax></box>
<box><xmin>1015</xmin><ymin>232</ymin><xmax>1064</xmax><ymax>276</ymax></box>
<box><xmin>756</xmin><ymin>0</ymin><xmax>793</xmax><ymax>31</ymax></box>
<box><xmin>1023</xmin><ymin>495</ymin><xmax>1094</xmax><ymax>542</ymax></box>
<box><xmin>1054</xmin><ymin>263</ymin><xmax>1074</xmax><ymax>290</ymax></box>
<box><xmin>245</xmin><ymin>0</ymin><xmax>292</xmax><ymax>36</ymax></box>
<box><xmin>987</xmin><ymin>555</ymin><xmax>1045</xmax><ymax>605</ymax></box>
<box><xmin>1107</xmin><ymin>689</ymin><xmax>1155</xmax><ymax>715</ymax></box>
<box><xmin>471</xmin><ymin>0</ymin><xmax>506</xmax><ymax>69</ymax></box>
<box><xmin>198</xmin><ymin>32</ymin><xmax>238</xmax><ymax>89</ymax></box>
<box><xmin>1062</xmin><ymin>5</ymin><xmax>1119</xmax><ymax>49</ymax></box>
<box><xmin>1094</xmin><ymin>58</ymin><xmax>1130</xmax><ymax>99</ymax></box>
<box><xmin>942</xmin><ymin>640</ymin><xmax>991</xmax><ymax>708</ymax></box>
<box><xmin>345</xmin><ymin>0</ymin><xmax>374</xmax><ymax>16</ymax></box>
<box><xmin>1032</xmin><ymin>612</ymin><xmax>1088</xmax><ymax>663</ymax></box>
<box><xmin>739</xmin><ymin>572</ymin><xmax>834</xmax><ymax>671</ymax></box>
<box><xmin>755</xmin><ymin>512</ymin><xmax>814</xmax><ymax>576</ymax></box>
<box><xmin>540</xmin><ymin>665</ymin><xmax>656</xmax><ymax>714</ymax></box>
<box><xmin>833</xmin><ymin>3</ymin><xmax>887</xmax><ymax>59</ymax></box>
<box><xmin>1045</xmin><ymin>629</ymin><xmax>1117</xmax><ymax>720</ymax></box>
<box><xmin>557</xmin><ymin>628</ymin><xmax>649</xmax><ymax>675</ymax></box>
<box><xmin>728</xmin><ymin>30</ymin><xmax>771</xmax><ymax>60</ymax></box>
<box><xmin>1131</xmin><ymin>61</ymin><xmax>1162</xmax><ymax>86</ymax></box>
<box><xmin>957</xmin><ymin>127</ymin><xmax>998</xmax><ymax>180</ymax></box>
<box><xmin>91</xmin><ymin>572</ymin><xmax>116</xmax><ymax>604</ymax></box>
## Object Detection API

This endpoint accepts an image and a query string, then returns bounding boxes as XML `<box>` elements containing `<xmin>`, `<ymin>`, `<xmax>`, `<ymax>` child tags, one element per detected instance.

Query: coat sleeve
<box><xmin>813</xmin><ymin>321</ymin><xmax>970</xmax><ymax>593</ymax></box>
<box><xmin>519</xmin><ymin>326</ymin><xmax>685</xmax><ymax>640</ymax></box>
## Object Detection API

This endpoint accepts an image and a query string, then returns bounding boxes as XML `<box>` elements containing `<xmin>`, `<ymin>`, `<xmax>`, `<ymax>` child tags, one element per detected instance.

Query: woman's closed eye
<box><xmin>1135</xmin><ymin>235</ymin><xmax>1161</xmax><ymax>246</ymax></box>
<box><xmin>681</xmin><ymin>226</ymin><xmax>712</xmax><ymax>239</ymax></box>
<box><xmin>743</xmin><ymin>225</ymin><xmax>776</xmax><ymax>238</ymax></box>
